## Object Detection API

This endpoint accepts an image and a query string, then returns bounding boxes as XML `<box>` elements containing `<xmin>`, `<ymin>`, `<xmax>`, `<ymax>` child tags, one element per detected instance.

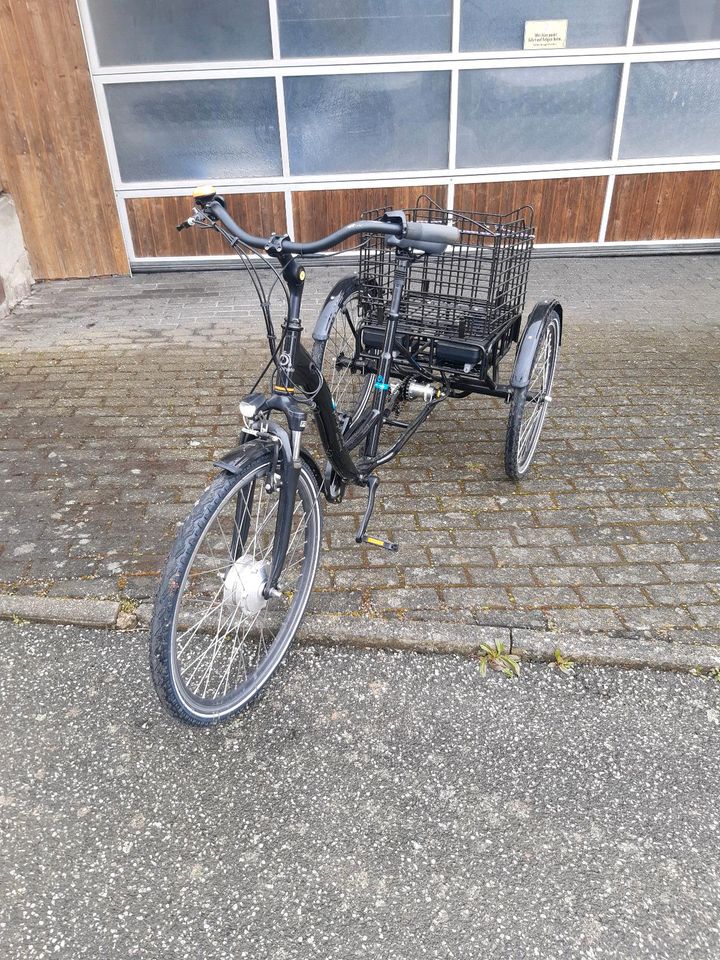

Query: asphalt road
<box><xmin>1</xmin><ymin>622</ymin><xmax>719</xmax><ymax>959</ymax></box>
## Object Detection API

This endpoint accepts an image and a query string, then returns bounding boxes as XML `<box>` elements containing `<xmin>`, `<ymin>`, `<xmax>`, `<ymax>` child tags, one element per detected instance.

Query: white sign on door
<box><xmin>523</xmin><ymin>19</ymin><xmax>568</xmax><ymax>49</ymax></box>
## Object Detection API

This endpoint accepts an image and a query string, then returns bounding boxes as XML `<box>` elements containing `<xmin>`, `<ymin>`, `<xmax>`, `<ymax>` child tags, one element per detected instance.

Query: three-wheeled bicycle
<box><xmin>150</xmin><ymin>188</ymin><xmax>562</xmax><ymax>724</ymax></box>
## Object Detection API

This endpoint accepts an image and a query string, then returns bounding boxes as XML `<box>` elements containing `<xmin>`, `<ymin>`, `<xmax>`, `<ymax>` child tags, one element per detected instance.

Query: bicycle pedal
<box><xmin>359</xmin><ymin>534</ymin><xmax>398</xmax><ymax>552</ymax></box>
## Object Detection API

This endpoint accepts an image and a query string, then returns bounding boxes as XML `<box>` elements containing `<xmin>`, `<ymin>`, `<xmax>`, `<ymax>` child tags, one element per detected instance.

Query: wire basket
<box><xmin>357</xmin><ymin>199</ymin><xmax>534</xmax><ymax>347</ymax></box>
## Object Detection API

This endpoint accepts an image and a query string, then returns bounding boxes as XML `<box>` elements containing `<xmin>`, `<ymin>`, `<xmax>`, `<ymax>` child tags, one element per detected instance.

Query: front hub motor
<box><xmin>223</xmin><ymin>556</ymin><xmax>269</xmax><ymax>616</ymax></box>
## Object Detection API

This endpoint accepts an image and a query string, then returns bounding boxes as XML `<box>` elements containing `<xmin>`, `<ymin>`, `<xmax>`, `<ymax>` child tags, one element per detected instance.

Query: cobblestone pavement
<box><xmin>1</xmin><ymin>255</ymin><xmax>718</xmax><ymax>649</ymax></box>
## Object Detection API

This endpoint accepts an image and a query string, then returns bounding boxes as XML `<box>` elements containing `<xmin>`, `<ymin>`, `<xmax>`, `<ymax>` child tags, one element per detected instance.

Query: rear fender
<box><xmin>510</xmin><ymin>300</ymin><xmax>563</xmax><ymax>389</ymax></box>
<box><xmin>312</xmin><ymin>275</ymin><xmax>360</xmax><ymax>343</ymax></box>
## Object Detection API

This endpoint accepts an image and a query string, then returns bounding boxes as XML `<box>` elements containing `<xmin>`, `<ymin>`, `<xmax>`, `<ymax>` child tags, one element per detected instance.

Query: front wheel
<box><xmin>150</xmin><ymin>447</ymin><xmax>322</xmax><ymax>725</ymax></box>
<box><xmin>504</xmin><ymin>312</ymin><xmax>560</xmax><ymax>480</ymax></box>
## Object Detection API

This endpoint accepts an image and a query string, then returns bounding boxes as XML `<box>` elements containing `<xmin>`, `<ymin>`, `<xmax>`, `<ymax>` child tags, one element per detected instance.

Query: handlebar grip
<box><xmin>405</xmin><ymin>220</ymin><xmax>461</xmax><ymax>246</ymax></box>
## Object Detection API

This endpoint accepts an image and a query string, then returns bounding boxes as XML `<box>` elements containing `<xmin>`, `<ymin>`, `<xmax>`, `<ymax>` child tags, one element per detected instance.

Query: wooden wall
<box><xmin>455</xmin><ymin>177</ymin><xmax>608</xmax><ymax>244</ymax></box>
<box><xmin>0</xmin><ymin>0</ymin><xmax>128</xmax><ymax>279</ymax></box>
<box><xmin>123</xmin><ymin>173</ymin><xmax>720</xmax><ymax>261</ymax></box>
<box><xmin>127</xmin><ymin>193</ymin><xmax>287</xmax><ymax>257</ymax></box>
<box><xmin>606</xmin><ymin>171</ymin><xmax>720</xmax><ymax>241</ymax></box>
<box><xmin>292</xmin><ymin>185</ymin><xmax>448</xmax><ymax>249</ymax></box>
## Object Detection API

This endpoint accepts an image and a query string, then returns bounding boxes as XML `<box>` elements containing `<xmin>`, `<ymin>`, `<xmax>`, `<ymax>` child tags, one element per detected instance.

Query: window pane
<box><xmin>635</xmin><ymin>0</ymin><xmax>720</xmax><ymax>44</ymax></box>
<box><xmin>106</xmin><ymin>79</ymin><xmax>282</xmax><ymax>182</ymax></box>
<box><xmin>284</xmin><ymin>72</ymin><xmax>450</xmax><ymax>175</ymax></box>
<box><xmin>278</xmin><ymin>0</ymin><xmax>451</xmax><ymax>57</ymax></box>
<box><xmin>620</xmin><ymin>60</ymin><xmax>720</xmax><ymax>159</ymax></box>
<box><xmin>460</xmin><ymin>0</ymin><xmax>631</xmax><ymax>50</ymax></box>
<box><xmin>87</xmin><ymin>0</ymin><xmax>272</xmax><ymax>66</ymax></box>
<box><xmin>456</xmin><ymin>65</ymin><xmax>621</xmax><ymax>167</ymax></box>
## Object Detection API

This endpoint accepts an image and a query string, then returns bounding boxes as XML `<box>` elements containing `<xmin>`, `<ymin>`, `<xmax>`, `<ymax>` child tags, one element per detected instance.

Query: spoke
<box><xmin>215</xmin><ymin>608</ymin><xmax>262</xmax><ymax>698</ymax></box>
<box><xmin>214</xmin><ymin>513</ymin><xmax>234</xmax><ymax>563</ymax></box>
<box><xmin>176</xmin><ymin>581</ymin><xmax>226</xmax><ymax>653</ymax></box>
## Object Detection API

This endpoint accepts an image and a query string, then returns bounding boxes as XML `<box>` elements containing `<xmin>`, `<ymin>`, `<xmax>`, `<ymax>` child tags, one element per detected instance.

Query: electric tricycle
<box><xmin>150</xmin><ymin>187</ymin><xmax>562</xmax><ymax>724</ymax></box>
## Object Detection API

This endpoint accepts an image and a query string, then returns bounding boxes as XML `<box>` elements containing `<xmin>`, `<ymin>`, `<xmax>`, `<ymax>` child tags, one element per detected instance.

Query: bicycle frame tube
<box><xmin>267</xmin><ymin>248</ymin><xmax>365</xmax><ymax>485</ymax></box>
<box><xmin>363</xmin><ymin>252</ymin><xmax>411</xmax><ymax>459</ymax></box>
<box><xmin>292</xmin><ymin>344</ymin><xmax>364</xmax><ymax>484</ymax></box>
<box><xmin>273</xmin><ymin>252</ymin><xmax>306</xmax><ymax>395</ymax></box>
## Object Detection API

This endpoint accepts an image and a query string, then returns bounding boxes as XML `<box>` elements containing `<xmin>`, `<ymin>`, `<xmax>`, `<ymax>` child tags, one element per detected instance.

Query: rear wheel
<box><xmin>311</xmin><ymin>278</ymin><xmax>373</xmax><ymax>427</ymax></box>
<box><xmin>150</xmin><ymin>448</ymin><xmax>322</xmax><ymax>725</ymax></box>
<box><xmin>504</xmin><ymin>312</ymin><xmax>560</xmax><ymax>480</ymax></box>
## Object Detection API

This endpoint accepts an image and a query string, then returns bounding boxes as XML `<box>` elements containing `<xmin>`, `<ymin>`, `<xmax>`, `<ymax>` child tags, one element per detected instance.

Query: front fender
<box><xmin>213</xmin><ymin>435</ymin><xmax>276</xmax><ymax>474</ymax></box>
<box><xmin>213</xmin><ymin>437</ymin><xmax>270</xmax><ymax>474</ymax></box>
<box><xmin>214</xmin><ymin>434</ymin><xmax>324</xmax><ymax>493</ymax></box>
<box><xmin>510</xmin><ymin>299</ymin><xmax>563</xmax><ymax>389</ymax></box>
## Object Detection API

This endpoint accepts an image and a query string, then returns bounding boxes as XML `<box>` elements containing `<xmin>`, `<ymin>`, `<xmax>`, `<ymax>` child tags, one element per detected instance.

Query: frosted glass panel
<box><xmin>635</xmin><ymin>0</ymin><xmax>720</xmax><ymax>44</ymax></box>
<box><xmin>457</xmin><ymin>66</ymin><xmax>621</xmax><ymax>167</ymax></box>
<box><xmin>284</xmin><ymin>72</ymin><xmax>450</xmax><ymax>175</ymax></box>
<box><xmin>87</xmin><ymin>0</ymin><xmax>272</xmax><ymax>66</ymax></box>
<box><xmin>106</xmin><ymin>79</ymin><xmax>282</xmax><ymax>182</ymax></box>
<box><xmin>460</xmin><ymin>0</ymin><xmax>631</xmax><ymax>50</ymax></box>
<box><xmin>278</xmin><ymin>0</ymin><xmax>451</xmax><ymax>57</ymax></box>
<box><xmin>620</xmin><ymin>60</ymin><xmax>720</xmax><ymax>159</ymax></box>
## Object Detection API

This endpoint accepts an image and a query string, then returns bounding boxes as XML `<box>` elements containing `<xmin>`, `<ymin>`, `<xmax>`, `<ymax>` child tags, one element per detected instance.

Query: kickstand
<box><xmin>354</xmin><ymin>476</ymin><xmax>398</xmax><ymax>552</ymax></box>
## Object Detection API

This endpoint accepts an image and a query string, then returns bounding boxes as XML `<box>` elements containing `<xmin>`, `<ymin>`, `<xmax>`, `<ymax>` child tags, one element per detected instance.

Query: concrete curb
<box><xmin>135</xmin><ymin>603</ymin><xmax>720</xmax><ymax>674</ymax></box>
<box><xmin>2</xmin><ymin>593</ymin><xmax>719</xmax><ymax>675</ymax></box>
<box><xmin>511</xmin><ymin>628</ymin><xmax>720</xmax><ymax>674</ymax></box>
<box><xmin>0</xmin><ymin>593</ymin><xmax>120</xmax><ymax>629</ymax></box>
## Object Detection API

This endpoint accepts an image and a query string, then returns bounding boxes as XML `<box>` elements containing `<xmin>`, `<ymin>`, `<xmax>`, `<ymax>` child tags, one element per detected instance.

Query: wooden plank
<box><xmin>0</xmin><ymin>0</ymin><xmax>128</xmax><ymax>279</ymax></box>
<box><xmin>292</xmin><ymin>185</ymin><xmax>448</xmax><ymax>250</ymax></box>
<box><xmin>607</xmin><ymin>171</ymin><xmax>720</xmax><ymax>241</ymax></box>
<box><xmin>127</xmin><ymin>193</ymin><xmax>288</xmax><ymax>258</ymax></box>
<box><xmin>454</xmin><ymin>178</ymin><xmax>608</xmax><ymax>244</ymax></box>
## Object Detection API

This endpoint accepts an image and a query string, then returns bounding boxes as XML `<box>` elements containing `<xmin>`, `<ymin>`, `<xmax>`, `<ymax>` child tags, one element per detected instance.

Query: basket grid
<box><xmin>358</xmin><ymin>201</ymin><xmax>534</xmax><ymax>344</ymax></box>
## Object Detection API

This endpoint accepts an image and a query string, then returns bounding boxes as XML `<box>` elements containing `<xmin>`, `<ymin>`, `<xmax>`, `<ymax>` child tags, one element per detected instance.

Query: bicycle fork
<box><xmin>232</xmin><ymin>394</ymin><xmax>308</xmax><ymax>600</ymax></box>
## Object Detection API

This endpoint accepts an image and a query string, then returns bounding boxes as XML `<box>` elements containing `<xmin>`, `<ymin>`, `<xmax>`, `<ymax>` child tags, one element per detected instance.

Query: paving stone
<box><xmin>577</xmin><ymin>586</ymin><xmax>651</xmax><ymax>608</ymax></box>
<box><xmin>618</xmin><ymin>544</ymin><xmax>685</xmax><ymax>563</ymax></box>
<box><xmin>442</xmin><ymin>586</ymin><xmax>512</xmax><ymax>609</ymax></box>
<box><xmin>661</xmin><ymin>563</ymin><xmax>720</xmax><ymax>585</ymax></box>
<box><xmin>688</xmin><ymin>606</ymin><xmax>720</xmax><ymax>629</ymax></box>
<box><xmin>511</xmin><ymin>587</ymin><xmax>580</xmax><ymax>609</ymax></box>
<box><xmin>554</xmin><ymin>545</ymin><xmax>622</xmax><ymax>564</ymax></box>
<box><xmin>532</xmin><ymin>566</ymin><xmax>602</xmax><ymax>586</ymax></box>
<box><xmin>597</xmin><ymin>564</ymin><xmax>668</xmax><ymax>585</ymax></box>
<box><xmin>645</xmin><ymin>584</ymin><xmax>719</xmax><ymax>605</ymax></box>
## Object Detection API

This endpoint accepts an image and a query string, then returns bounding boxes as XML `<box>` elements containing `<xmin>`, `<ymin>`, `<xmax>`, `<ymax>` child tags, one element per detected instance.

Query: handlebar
<box><xmin>198</xmin><ymin>197</ymin><xmax>461</xmax><ymax>256</ymax></box>
<box><xmin>404</xmin><ymin>219</ymin><xmax>460</xmax><ymax>247</ymax></box>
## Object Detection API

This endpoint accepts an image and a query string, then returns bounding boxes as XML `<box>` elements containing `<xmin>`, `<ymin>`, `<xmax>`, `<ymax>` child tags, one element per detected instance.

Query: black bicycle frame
<box><xmin>266</xmin><ymin>246</ymin><xmax>440</xmax><ymax>491</ymax></box>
